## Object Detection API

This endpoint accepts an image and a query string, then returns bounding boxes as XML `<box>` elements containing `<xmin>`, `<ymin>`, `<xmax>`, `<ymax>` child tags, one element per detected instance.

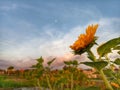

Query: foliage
<box><xmin>114</xmin><ymin>58</ymin><xmax>120</xmax><ymax>65</ymax></box>
<box><xmin>97</xmin><ymin>37</ymin><xmax>120</xmax><ymax>57</ymax></box>
<box><xmin>28</xmin><ymin>57</ymin><xmax>89</xmax><ymax>90</ymax></box>
<box><xmin>1</xmin><ymin>25</ymin><xmax>120</xmax><ymax>90</ymax></box>
<box><xmin>47</xmin><ymin>58</ymin><xmax>56</xmax><ymax>66</ymax></box>
<box><xmin>82</xmin><ymin>61</ymin><xmax>108</xmax><ymax>70</ymax></box>
<box><xmin>32</xmin><ymin>56</ymin><xmax>44</xmax><ymax>78</ymax></box>
<box><xmin>0</xmin><ymin>75</ymin><xmax>34</xmax><ymax>88</ymax></box>
<box><xmin>74</xmin><ymin>37</ymin><xmax>120</xmax><ymax>90</ymax></box>
<box><xmin>7</xmin><ymin>66</ymin><xmax>14</xmax><ymax>70</ymax></box>
<box><xmin>70</xmin><ymin>24</ymin><xmax>120</xmax><ymax>90</ymax></box>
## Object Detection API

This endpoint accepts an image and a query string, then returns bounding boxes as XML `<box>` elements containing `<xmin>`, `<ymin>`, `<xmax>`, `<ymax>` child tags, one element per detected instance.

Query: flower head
<box><xmin>111</xmin><ymin>82</ymin><xmax>120</xmax><ymax>88</ymax></box>
<box><xmin>70</xmin><ymin>24</ymin><xmax>98</xmax><ymax>51</ymax></box>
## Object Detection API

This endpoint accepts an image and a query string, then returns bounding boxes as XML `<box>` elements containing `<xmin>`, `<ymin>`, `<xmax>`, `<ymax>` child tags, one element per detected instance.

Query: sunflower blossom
<box><xmin>70</xmin><ymin>24</ymin><xmax>98</xmax><ymax>51</ymax></box>
<box><xmin>111</xmin><ymin>82</ymin><xmax>120</xmax><ymax>88</ymax></box>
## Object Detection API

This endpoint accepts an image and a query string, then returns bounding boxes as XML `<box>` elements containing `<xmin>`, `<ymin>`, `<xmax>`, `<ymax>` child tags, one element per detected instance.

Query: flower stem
<box><xmin>71</xmin><ymin>73</ymin><xmax>73</xmax><ymax>90</ymax></box>
<box><xmin>87</xmin><ymin>48</ymin><xmax>113</xmax><ymax>89</ymax></box>
<box><xmin>37</xmin><ymin>79</ymin><xmax>42</xmax><ymax>90</ymax></box>
<box><xmin>87</xmin><ymin>49</ymin><xmax>96</xmax><ymax>62</ymax></box>
<box><xmin>46</xmin><ymin>75</ymin><xmax>52</xmax><ymax>90</ymax></box>
<box><xmin>99</xmin><ymin>70</ymin><xmax>113</xmax><ymax>90</ymax></box>
<box><xmin>88</xmin><ymin>50</ymin><xmax>113</xmax><ymax>90</ymax></box>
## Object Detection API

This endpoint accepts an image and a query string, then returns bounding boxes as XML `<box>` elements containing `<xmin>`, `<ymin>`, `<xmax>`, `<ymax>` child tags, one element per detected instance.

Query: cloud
<box><xmin>0</xmin><ymin>17</ymin><xmax>120</xmax><ymax>69</ymax></box>
<box><xmin>0</xmin><ymin>0</ymin><xmax>120</xmax><ymax>69</ymax></box>
<box><xmin>0</xmin><ymin>60</ymin><xmax>13</xmax><ymax>69</ymax></box>
<box><xmin>43</xmin><ymin>53</ymin><xmax>90</xmax><ymax>69</ymax></box>
<box><xmin>88</xmin><ymin>18</ymin><xmax>120</xmax><ymax>43</ymax></box>
<box><xmin>0</xmin><ymin>3</ymin><xmax>17</xmax><ymax>11</ymax></box>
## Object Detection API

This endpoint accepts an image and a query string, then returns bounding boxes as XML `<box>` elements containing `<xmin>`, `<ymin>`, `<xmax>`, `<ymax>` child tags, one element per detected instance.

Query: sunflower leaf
<box><xmin>47</xmin><ymin>58</ymin><xmax>56</xmax><ymax>66</ymax></box>
<box><xmin>113</xmin><ymin>46</ymin><xmax>120</xmax><ymax>50</ymax></box>
<box><xmin>72</xmin><ymin>60</ymin><xmax>79</xmax><ymax>65</ymax></box>
<box><xmin>36</xmin><ymin>56</ymin><xmax>44</xmax><ymax>63</ymax></box>
<box><xmin>97</xmin><ymin>37</ymin><xmax>120</xmax><ymax>57</ymax></box>
<box><xmin>64</xmin><ymin>61</ymin><xmax>72</xmax><ymax>65</ymax></box>
<box><xmin>118</xmin><ymin>51</ymin><xmax>120</xmax><ymax>55</ymax></box>
<box><xmin>82</xmin><ymin>61</ymin><xmax>108</xmax><ymax>70</ymax></box>
<box><xmin>82</xmin><ymin>86</ymin><xmax>100</xmax><ymax>90</ymax></box>
<box><xmin>87</xmin><ymin>50</ymin><xmax>96</xmax><ymax>61</ymax></box>
<box><xmin>114</xmin><ymin>58</ymin><xmax>120</xmax><ymax>65</ymax></box>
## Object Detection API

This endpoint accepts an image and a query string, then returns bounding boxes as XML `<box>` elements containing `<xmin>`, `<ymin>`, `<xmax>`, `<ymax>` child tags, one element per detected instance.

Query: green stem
<box><xmin>105</xmin><ymin>54</ymin><xmax>115</xmax><ymax>72</ymax></box>
<box><xmin>87</xmin><ymin>49</ymin><xmax>96</xmax><ymax>62</ymax></box>
<box><xmin>71</xmin><ymin>73</ymin><xmax>73</xmax><ymax>90</ymax></box>
<box><xmin>88</xmin><ymin>50</ymin><xmax>113</xmax><ymax>89</ymax></box>
<box><xmin>60</xmin><ymin>83</ymin><xmax>63</xmax><ymax>90</ymax></box>
<box><xmin>99</xmin><ymin>70</ymin><xmax>113</xmax><ymax>90</ymax></box>
<box><xmin>105</xmin><ymin>54</ymin><xmax>111</xmax><ymax>64</ymax></box>
<box><xmin>46</xmin><ymin>75</ymin><xmax>52</xmax><ymax>90</ymax></box>
<box><xmin>87</xmin><ymin>49</ymin><xmax>113</xmax><ymax>89</ymax></box>
<box><xmin>37</xmin><ymin>79</ymin><xmax>42</xmax><ymax>90</ymax></box>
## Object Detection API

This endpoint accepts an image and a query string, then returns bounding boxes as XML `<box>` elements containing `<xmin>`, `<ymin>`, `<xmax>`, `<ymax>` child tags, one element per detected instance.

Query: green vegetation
<box><xmin>0</xmin><ymin>75</ymin><xmax>34</xmax><ymax>88</ymax></box>
<box><xmin>0</xmin><ymin>36</ymin><xmax>120</xmax><ymax>90</ymax></box>
<box><xmin>71</xmin><ymin>36</ymin><xmax>120</xmax><ymax>90</ymax></box>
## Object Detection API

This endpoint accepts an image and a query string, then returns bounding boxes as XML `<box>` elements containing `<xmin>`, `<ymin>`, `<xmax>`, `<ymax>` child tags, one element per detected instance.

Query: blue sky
<box><xmin>0</xmin><ymin>0</ymin><xmax>120</xmax><ymax>68</ymax></box>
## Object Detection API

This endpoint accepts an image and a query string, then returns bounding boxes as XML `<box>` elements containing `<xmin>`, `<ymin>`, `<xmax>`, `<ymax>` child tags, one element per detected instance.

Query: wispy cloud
<box><xmin>0</xmin><ymin>3</ymin><xmax>17</xmax><ymax>11</ymax></box>
<box><xmin>0</xmin><ymin>0</ymin><xmax>120</xmax><ymax>69</ymax></box>
<box><xmin>0</xmin><ymin>17</ymin><xmax>120</xmax><ymax>69</ymax></box>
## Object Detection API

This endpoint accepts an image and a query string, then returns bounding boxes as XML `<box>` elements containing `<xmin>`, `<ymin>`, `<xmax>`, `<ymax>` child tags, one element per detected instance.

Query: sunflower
<box><xmin>111</xmin><ymin>82</ymin><xmax>120</xmax><ymax>88</ymax></box>
<box><xmin>70</xmin><ymin>24</ymin><xmax>98</xmax><ymax>52</ymax></box>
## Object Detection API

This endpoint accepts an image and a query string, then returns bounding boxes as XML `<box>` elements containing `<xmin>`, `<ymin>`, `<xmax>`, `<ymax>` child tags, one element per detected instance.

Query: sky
<box><xmin>0</xmin><ymin>0</ymin><xmax>120</xmax><ymax>69</ymax></box>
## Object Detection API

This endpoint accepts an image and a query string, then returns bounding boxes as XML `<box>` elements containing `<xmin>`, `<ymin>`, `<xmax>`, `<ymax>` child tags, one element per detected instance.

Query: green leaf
<box><xmin>64</xmin><ymin>60</ymin><xmax>79</xmax><ymax>66</ymax></box>
<box><xmin>82</xmin><ymin>61</ymin><xmax>108</xmax><ymax>70</ymax></box>
<box><xmin>97</xmin><ymin>37</ymin><xmax>120</xmax><ymax>57</ymax></box>
<box><xmin>103</xmin><ymin>69</ymin><xmax>113</xmax><ymax>77</ymax></box>
<box><xmin>32</xmin><ymin>56</ymin><xmax>44</xmax><ymax>69</ymax></box>
<box><xmin>118</xmin><ymin>51</ymin><xmax>120</xmax><ymax>55</ymax></box>
<box><xmin>72</xmin><ymin>60</ymin><xmax>79</xmax><ymax>65</ymax></box>
<box><xmin>114</xmin><ymin>58</ymin><xmax>120</xmax><ymax>65</ymax></box>
<box><xmin>113</xmin><ymin>71</ymin><xmax>120</xmax><ymax>79</ymax></box>
<box><xmin>87</xmin><ymin>50</ymin><xmax>96</xmax><ymax>61</ymax></box>
<box><xmin>64</xmin><ymin>61</ymin><xmax>72</xmax><ymax>65</ymax></box>
<box><xmin>47</xmin><ymin>58</ymin><xmax>56</xmax><ymax>66</ymax></box>
<box><xmin>82</xmin><ymin>86</ymin><xmax>100</xmax><ymax>90</ymax></box>
<box><xmin>113</xmin><ymin>46</ymin><xmax>120</xmax><ymax>50</ymax></box>
<box><xmin>36</xmin><ymin>56</ymin><xmax>44</xmax><ymax>63</ymax></box>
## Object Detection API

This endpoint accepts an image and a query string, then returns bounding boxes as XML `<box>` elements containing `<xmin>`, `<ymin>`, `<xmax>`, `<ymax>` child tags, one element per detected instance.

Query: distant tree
<box><xmin>7</xmin><ymin>66</ymin><xmax>15</xmax><ymax>75</ymax></box>
<box><xmin>7</xmin><ymin>66</ymin><xmax>14</xmax><ymax>70</ymax></box>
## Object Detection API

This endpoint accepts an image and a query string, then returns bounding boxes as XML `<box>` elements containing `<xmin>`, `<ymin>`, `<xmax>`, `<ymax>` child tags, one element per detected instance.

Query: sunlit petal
<box><xmin>70</xmin><ymin>24</ymin><xmax>98</xmax><ymax>51</ymax></box>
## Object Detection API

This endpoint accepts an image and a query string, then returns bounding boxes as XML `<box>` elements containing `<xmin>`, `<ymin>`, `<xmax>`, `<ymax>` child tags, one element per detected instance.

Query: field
<box><xmin>0</xmin><ymin>60</ymin><xmax>119</xmax><ymax>90</ymax></box>
<box><xmin>0</xmin><ymin>74</ymin><xmax>34</xmax><ymax>88</ymax></box>
<box><xmin>0</xmin><ymin>70</ymin><xmax>101</xmax><ymax>90</ymax></box>
<box><xmin>0</xmin><ymin>35</ymin><xmax>120</xmax><ymax>90</ymax></box>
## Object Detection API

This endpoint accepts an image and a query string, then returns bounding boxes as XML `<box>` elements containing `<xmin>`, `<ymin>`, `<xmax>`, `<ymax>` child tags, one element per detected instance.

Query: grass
<box><xmin>0</xmin><ymin>75</ymin><xmax>101</xmax><ymax>90</ymax></box>
<box><xmin>0</xmin><ymin>75</ymin><xmax>34</xmax><ymax>88</ymax></box>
